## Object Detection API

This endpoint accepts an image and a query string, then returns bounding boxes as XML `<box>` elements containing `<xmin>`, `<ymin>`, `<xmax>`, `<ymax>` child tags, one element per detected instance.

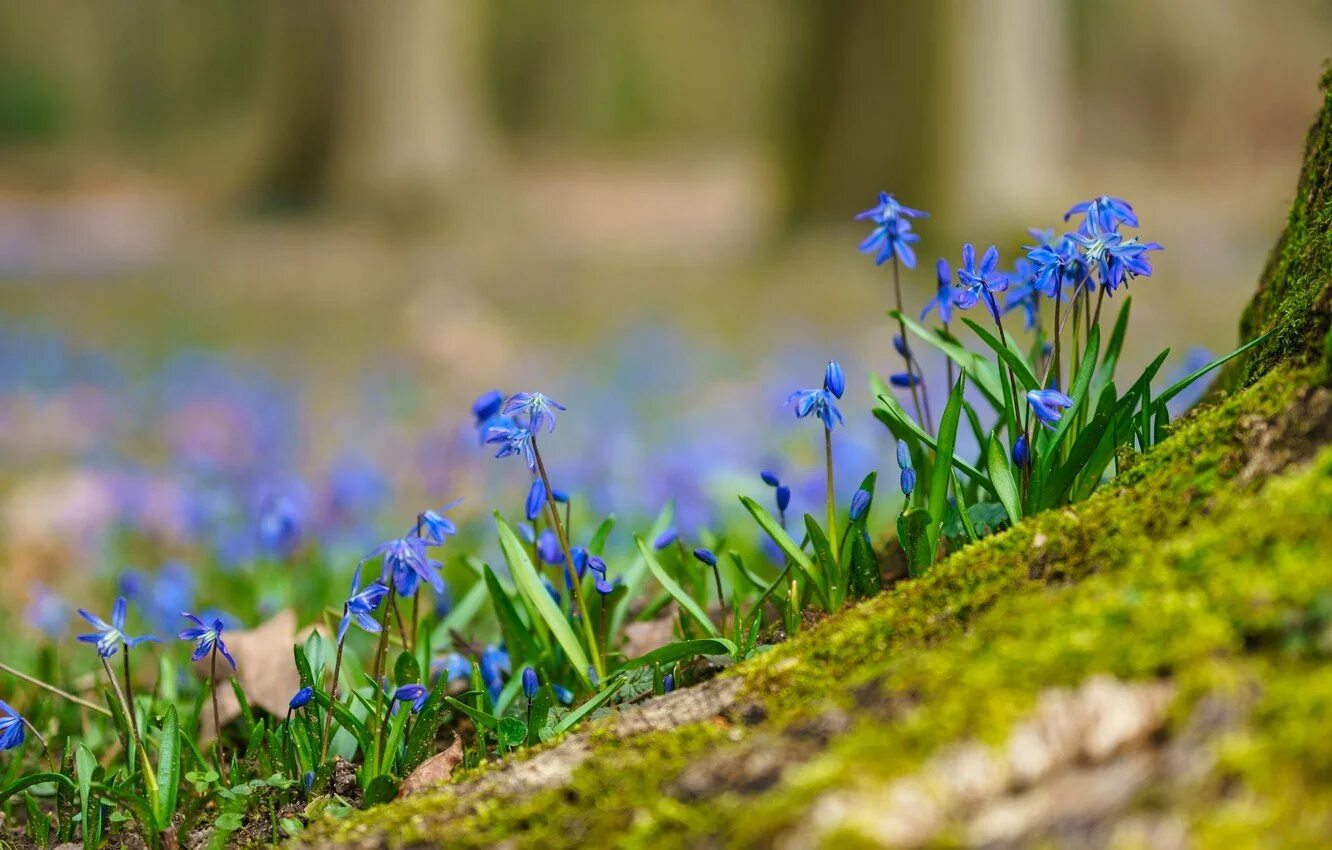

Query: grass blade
<box><xmin>634</xmin><ymin>535</ymin><xmax>720</xmax><ymax>638</ymax></box>
<box><xmin>737</xmin><ymin>496</ymin><xmax>830</xmax><ymax>608</ymax></box>
<box><xmin>927</xmin><ymin>374</ymin><xmax>967</xmax><ymax>559</ymax></box>
<box><xmin>985</xmin><ymin>432</ymin><xmax>1022</xmax><ymax>526</ymax></box>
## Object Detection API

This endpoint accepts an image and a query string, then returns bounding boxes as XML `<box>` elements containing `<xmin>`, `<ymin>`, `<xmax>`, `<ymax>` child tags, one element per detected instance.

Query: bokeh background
<box><xmin>2</xmin><ymin>1</ymin><xmax>1329</xmax><ymax>627</ymax></box>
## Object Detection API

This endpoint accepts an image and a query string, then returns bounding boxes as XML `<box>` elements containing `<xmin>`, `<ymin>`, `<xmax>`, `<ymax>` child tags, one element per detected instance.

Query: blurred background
<box><xmin>2</xmin><ymin>0</ymin><xmax>1329</xmax><ymax>625</ymax></box>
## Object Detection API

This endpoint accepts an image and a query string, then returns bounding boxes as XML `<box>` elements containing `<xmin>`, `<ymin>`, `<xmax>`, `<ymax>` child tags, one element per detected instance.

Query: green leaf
<box><xmin>803</xmin><ymin>515</ymin><xmax>841</xmax><ymax>606</ymax></box>
<box><xmin>848</xmin><ymin>529</ymin><xmax>881</xmax><ymax>598</ymax></box>
<box><xmin>1036</xmin><ymin>323</ymin><xmax>1100</xmax><ymax>485</ymax></box>
<box><xmin>1154</xmin><ymin>328</ymin><xmax>1274</xmax><ymax>408</ymax></box>
<box><xmin>310</xmin><ymin>690</ymin><xmax>372</xmax><ymax>757</ymax></box>
<box><xmin>896</xmin><ymin>508</ymin><xmax>933</xmax><ymax>575</ymax></box>
<box><xmin>588</xmin><ymin>516</ymin><xmax>616</xmax><ymax>556</ymax></box>
<box><xmin>0</xmin><ymin>773</ymin><xmax>75</xmax><ymax>809</ymax></box>
<box><xmin>495</xmin><ymin>514</ymin><xmax>594</xmax><ymax>690</ymax></box>
<box><xmin>402</xmin><ymin>675</ymin><xmax>451</xmax><ymax>773</ymax></box>
<box><xmin>985</xmin><ymin>433</ymin><xmax>1022</xmax><ymax>526</ymax></box>
<box><xmin>634</xmin><ymin>535</ymin><xmax>721</xmax><ymax>638</ymax></box>
<box><xmin>737</xmin><ymin>496</ymin><xmax>830</xmax><ymax>608</ymax></box>
<box><xmin>76</xmin><ymin>744</ymin><xmax>105</xmax><ymax>842</ymax></box>
<box><xmin>497</xmin><ymin>717</ymin><xmax>528</xmax><ymax>751</ymax></box>
<box><xmin>428</xmin><ymin>576</ymin><xmax>488</xmax><ymax>647</ymax></box>
<box><xmin>378</xmin><ymin>705</ymin><xmax>410</xmax><ymax>776</ymax></box>
<box><xmin>613</xmin><ymin>638</ymin><xmax>737</xmax><ymax>675</ymax></box>
<box><xmin>551</xmin><ymin>677</ymin><xmax>627</xmax><ymax>736</ymax></box>
<box><xmin>927</xmin><ymin>374</ymin><xmax>967</xmax><ymax>560</ymax></box>
<box><xmin>362</xmin><ymin>775</ymin><xmax>399</xmax><ymax>808</ymax></box>
<box><xmin>443</xmin><ymin>696</ymin><xmax>499</xmax><ymax>731</ymax></box>
<box><xmin>482</xmin><ymin>565</ymin><xmax>542</xmax><ymax>668</ymax></box>
<box><xmin>872</xmin><ymin>384</ymin><xmax>997</xmax><ymax>498</ymax></box>
<box><xmin>1042</xmin><ymin>382</ymin><xmax>1129</xmax><ymax>508</ymax></box>
<box><xmin>950</xmin><ymin>471</ymin><xmax>980</xmax><ymax>544</ymax></box>
<box><xmin>393</xmin><ymin>650</ymin><xmax>421</xmax><ymax>687</ymax></box>
<box><xmin>892</xmin><ymin>311</ymin><xmax>1004</xmax><ymax>407</ymax></box>
<box><xmin>230</xmin><ymin>678</ymin><xmax>255</xmax><ymax>735</ymax></box>
<box><xmin>961</xmin><ymin>318</ymin><xmax>1040</xmax><ymax>392</ymax></box>
<box><xmin>154</xmin><ymin>705</ymin><xmax>180</xmax><ymax>827</ymax></box>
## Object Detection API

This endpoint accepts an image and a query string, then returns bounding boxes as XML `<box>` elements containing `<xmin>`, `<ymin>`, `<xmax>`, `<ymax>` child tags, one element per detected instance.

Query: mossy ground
<box><xmin>300</xmin><ymin>67</ymin><xmax>1332</xmax><ymax>850</ymax></box>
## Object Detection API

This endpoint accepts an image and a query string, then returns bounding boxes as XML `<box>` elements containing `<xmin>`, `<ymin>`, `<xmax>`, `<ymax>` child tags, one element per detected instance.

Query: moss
<box><xmin>1237</xmin><ymin>66</ymin><xmax>1332</xmax><ymax>383</ymax></box>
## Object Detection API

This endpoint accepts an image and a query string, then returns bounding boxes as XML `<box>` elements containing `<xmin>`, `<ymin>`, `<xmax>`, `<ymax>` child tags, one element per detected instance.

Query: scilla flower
<box><xmin>856</xmin><ymin>192</ymin><xmax>928</xmax><ymax>268</ymax></box>
<box><xmin>0</xmin><ymin>700</ymin><xmax>26</xmax><ymax>751</ymax></box>
<box><xmin>289</xmin><ymin>687</ymin><xmax>314</xmax><ymax>710</ymax></box>
<box><xmin>522</xmin><ymin>667</ymin><xmax>539</xmax><ymax>701</ymax></box>
<box><xmin>339</xmin><ymin>565</ymin><xmax>388</xmax><ymax>644</ymax></box>
<box><xmin>692</xmin><ymin>548</ymin><xmax>718</xmax><ymax>568</ymax></box>
<box><xmin>849</xmin><ymin>489</ymin><xmax>871</xmax><ymax>521</ymax></box>
<box><xmin>525</xmin><ymin>479</ymin><xmax>546</xmax><ymax>521</ymax></box>
<box><xmin>415</xmin><ymin>500</ymin><xmax>461</xmax><ymax>545</ymax></box>
<box><xmin>760</xmin><ymin>470</ymin><xmax>780</xmax><ymax>487</ymax></box>
<box><xmin>954</xmin><ymin>243</ymin><xmax>1008</xmax><ymax>319</ymax></box>
<box><xmin>776</xmin><ymin>485</ymin><xmax>791</xmax><ymax>512</ymax></box>
<box><xmin>653</xmin><ymin>528</ymin><xmax>679</xmax><ymax>550</ymax></box>
<box><xmin>823</xmin><ymin>361</ymin><xmax>845</xmax><ymax>399</ymax></box>
<box><xmin>920</xmin><ymin>257</ymin><xmax>957</xmax><ymax>324</ymax></box>
<box><xmin>1065</xmin><ymin>195</ymin><xmax>1137</xmax><ymax>236</ymax></box>
<box><xmin>537</xmin><ymin>529</ymin><xmax>565</xmax><ymax>565</ymax></box>
<box><xmin>487</xmin><ymin>427</ymin><xmax>537</xmax><ymax>470</ymax></box>
<box><xmin>1027</xmin><ymin>388</ymin><xmax>1074</xmax><ymax>428</ymax></box>
<box><xmin>1013</xmin><ymin>434</ymin><xmax>1030</xmax><ymax>469</ymax></box>
<box><xmin>788</xmin><ymin>388</ymin><xmax>844</xmax><ymax>431</ymax></box>
<box><xmin>179</xmin><ymin>613</ymin><xmax>236</xmax><ymax>669</ymax></box>
<box><xmin>502</xmin><ymin>392</ymin><xmax>566</xmax><ymax>434</ymax></box>
<box><xmin>372</xmin><ymin>535</ymin><xmax>444</xmax><ymax>596</ymax></box>
<box><xmin>392</xmin><ymin>684</ymin><xmax>428</xmax><ymax>713</ymax></box>
<box><xmin>896</xmin><ymin>439</ymin><xmax>916</xmax><ymax>497</ymax></box>
<box><xmin>77</xmin><ymin>597</ymin><xmax>159</xmax><ymax>658</ymax></box>
<box><xmin>472</xmin><ymin>390</ymin><xmax>504</xmax><ymax>424</ymax></box>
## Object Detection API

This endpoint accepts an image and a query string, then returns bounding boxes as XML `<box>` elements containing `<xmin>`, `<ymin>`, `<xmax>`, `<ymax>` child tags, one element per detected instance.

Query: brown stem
<box><xmin>0</xmin><ymin>660</ymin><xmax>112</xmax><ymax>716</ymax></box>
<box><xmin>319</xmin><ymin>612</ymin><xmax>347</xmax><ymax>763</ymax></box>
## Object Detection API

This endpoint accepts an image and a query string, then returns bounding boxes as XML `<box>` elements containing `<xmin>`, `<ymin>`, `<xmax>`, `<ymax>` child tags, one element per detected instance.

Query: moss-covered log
<box><xmin>297</xmin><ymin>68</ymin><xmax>1332</xmax><ymax>850</ymax></box>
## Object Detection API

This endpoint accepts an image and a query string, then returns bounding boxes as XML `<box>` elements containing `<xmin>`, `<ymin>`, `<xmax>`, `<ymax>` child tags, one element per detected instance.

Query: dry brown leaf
<box><xmin>399</xmin><ymin>733</ymin><xmax>464</xmax><ymax>797</ymax></box>
<box><xmin>193</xmin><ymin>608</ymin><xmax>313</xmax><ymax>739</ymax></box>
<box><xmin>622</xmin><ymin>615</ymin><xmax>676</xmax><ymax>658</ymax></box>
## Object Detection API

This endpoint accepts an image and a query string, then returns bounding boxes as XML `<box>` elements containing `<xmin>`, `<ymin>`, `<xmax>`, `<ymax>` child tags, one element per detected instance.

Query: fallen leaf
<box><xmin>192</xmin><ymin>609</ymin><xmax>314</xmax><ymax>739</ymax></box>
<box><xmin>398</xmin><ymin>733</ymin><xmax>464</xmax><ymax>797</ymax></box>
<box><xmin>622</xmin><ymin>615</ymin><xmax>676</xmax><ymax>658</ymax></box>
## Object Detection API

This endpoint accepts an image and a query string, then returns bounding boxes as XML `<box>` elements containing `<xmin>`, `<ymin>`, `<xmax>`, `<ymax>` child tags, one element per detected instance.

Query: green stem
<box><xmin>101</xmin><ymin>656</ymin><xmax>157</xmax><ymax>800</ymax></box>
<box><xmin>824</xmin><ymin>426</ymin><xmax>837</xmax><ymax>556</ymax></box>
<box><xmin>319</xmin><ymin>616</ymin><xmax>347</xmax><ymax>764</ymax></box>
<box><xmin>0</xmin><ymin>660</ymin><xmax>112</xmax><ymax>717</ymax></box>
<box><xmin>892</xmin><ymin>254</ymin><xmax>931</xmax><ymax>430</ymax></box>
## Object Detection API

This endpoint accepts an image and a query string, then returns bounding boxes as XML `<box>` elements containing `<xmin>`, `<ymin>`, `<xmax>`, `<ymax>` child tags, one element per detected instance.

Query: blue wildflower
<box><xmin>1027</xmin><ymin>388</ymin><xmax>1074</xmax><ymax>429</ymax></box>
<box><xmin>0</xmin><ymin>701</ymin><xmax>25</xmax><ymax>751</ymax></box>
<box><xmin>552</xmin><ymin>685</ymin><xmax>574</xmax><ymax>705</ymax></box>
<box><xmin>776</xmin><ymin>485</ymin><xmax>791</xmax><ymax>512</ymax></box>
<box><xmin>1004</xmin><ymin>277</ymin><xmax>1041</xmax><ymax>332</ymax></box>
<box><xmin>1070</xmin><ymin>230</ymin><xmax>1161</xmax><ymax>293</ymax></box>
<box><xmin>525</xmin><ymin>479</ymin><xmax>546</xmax><ymax>521</ymax></box>
<box><xmin>178</xmin><ymin>613</ymin><xmax>236</xmax><ymax>669</ymax></box>
<box><xmin>920</xmin><ymin>258</ymin><xmax>957</xmax><ymax>324</ymax></box>
<box><xmin>433</xmin><ymin>652</ymin><xmax>472</xmax><ymax>683</ymax></box>
<box><xmin>788</xmin><ymin>388</ymin><xmax>844</xmax><ymax>431</ymax></box>
<box><xmin>954</xmin><ymin>243</ymin><xmax>1008</xmax><ymax>319</ymax></box>
<box><xmin>551</xmin><ymin>487</ymin><xmax>570</xmax><ymax>504</ymax></box>
<box><xmin>26</xmin><ymin>584</ymin><xmax>67</xmax><ymax>638</ymax></box>
<box><xmin>289</xmin><ymin>687</ymin><xmax>314</xmax><ymax>710</ymax></box>
<box><xmin>823</xmin><ymin>361</ymin><xmax>845</xmax><ymax>399</ymax></box>
<box><xmin>480</xmin><ymin>645</ymin><xmax>510</xmax><ymax>703</ymax></box>
<box><xmin>473</xmin><ymin>390</ymin><xmax>504</xmax><ymax>423</ymax></box>
<box><xmin>77</xmin><ymin>597</ymin><xmax>159</xmax><ymax>659</ymax></box>
<box><xmin>415</xmin><ymin>500</ymin><xmax>461</xmax><ymax>545</ymax></box>
<box><xmin>537</xmin><ymin>529</ymin><xmax>565</xmax><ymax>565</ymax></box>
<box><xmin>663</xmin><ymin>673</ymin><xmax>675</xmax><ymax>693</ymax></box>
<box><xmin>487</xmin><ymin>427</ymin><xmax>537</xmax><ymax>470</ymax></box>
<box><xmin>653</xmin><ymin>527</ymin><xmax>679</xmax><ymax>550</ymax></box>
<box><xmin>523</xmin><ymin>667</ymin><xmax>539</xmax><ymax>700</ymax></box>
<box><xmin>371</xmin><ymin>535</ymin><xmax>443</xmax><ymax>596</ymax></box>
<box><xmin>893</xmin><ymin>335</ymin><xmax>911</xmax><ymax>357</ymax></box>
<box><xmin>338</xmin><ymin>564</ymin><xmax>388</xmax><ymax>645</ymax></box>
<box><xmin>1012</xmin><ymin>434</ymin><xmax>1030</xmax><ymax>469</ymax></box>
<box><xmin>1065</xmin><ymin>195</ymin><xmax>1137</xmax><ymax>236</ymax></box>
<box><xmin>849</xmin><ymin>489</ymin><xmax>871</xmax><ymax>521</ymax></box>
<box><xmin>901</xmin><ymin>468</ymin><xmax>916</xmax><ymax>496</ymax></box>
<box><xmin>889</xmin><ymin>372</ymin><xmax>921</xmax><ymax>388</ymax></box>
<box><xmin>896</xmin><ymin>439</ymin><xmax>912</xmax><ymax>470</ymax></box>
<box><xmin>257</xmin><ymin>493</ymin><xmax>302</xmax><ymax>560</ymax></box>
<box><xmin>856</xmin><ymin>191</ymin><xmax>927</xmax><ymax>268</ymax></box>
<box><xmin>303</xmin><ymin>771</ymin><xmax>315</xmax><ymax>790</ymax></box>
<box><xmin>392</xmin><ymin>684</ymin><xmax>428</xmax><ymax>713</ymax></box>
<box><xmin>692</xmin><ymin>548</ymin><xmax>718</xmax><ymax>568</ymax></box>
<box><xmin>760</xmin><ymin>470</ymin><xmax>780</xmax><ymax>488</ymax></box>
<box><xmin>502</xmin><ymin>392</ymin><xmax>566</xmax><ymax>434</ymax></box>
<box><xmin>896</xmin><ymin>439</ymin><xmax>916</xmax><ymax>497</ymax></box>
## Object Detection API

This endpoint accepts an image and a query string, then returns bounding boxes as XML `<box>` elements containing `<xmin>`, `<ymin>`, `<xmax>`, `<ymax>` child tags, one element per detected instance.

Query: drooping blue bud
<box><xmin>537</xmin><ymin>529</ymin><xmax>564</xmax><ymax>565</ymax></box>
<box><xmin>893</xmin><ymin>335</ymin><xmax>910</xmax><ymax>357</ymax></box>
<box><xmin>896</xmin><ymin>439</ymin><xmax>913</xmax><ymax>471</ymax></box>
<box><xmin>653</xmin><ymin>528</ymin><xmax>679</xmax><ymax>550</ymax></box>
<box><xmin>824</xmin><ymin>360</ymin><xmax>846</xmax><ymax>399</ymax></box>
<box><xmin>553</xmin><ymin>685</ymin><xmax>573</xmax><ymax>705</ymax></box>
<box><xmin>1012</xmin><ymin>435</ymin><xmax>1030</xmax><ymax>469</ymax></box>
<box><xmin>776</xmin><ymin>485</ymin><xmax>791</xmax><ymax>512</ymax></box>
<box><xmin>551</xmin><ymin>488</ymin><xmax>570</xmax><ymax>504</ymax></box>
<box><xmin>760</xmin><ymin>470</ymin><xmax>780</xmax><ymax>488</ymax></box>
<box><xmin>692</xmin><ymin>548</ymin><xmax>718</xmax><ymax>568</ymax></box>
<box><xmin>522</xmin><ymin>666</ymin><xmax>539</xmax><ymax>700</ymax></box>
<box><xmin>525</xmin><ymin>479</ymin><xmax>546</xmax><ymax>521</ymax></box>
<box><xmin>663</xmin><ymin>673</ymin><xmax>675</xmax><ymax>693</ymax></box>
<box><xmin>849</xmin><ymin>489</ymin><xmax>871</xmax><ymax>521</ymax></box>
<box><xmin>289</xmin><ymin>686</ymin><xmax>314</xmax><ymax>710</ymax></box>
<box><xmin>889</xmin><ymin>372</ymin><xmax>921</xmax><ymax>388</ymax></box>
<box><xmin>900</xmin><ymin>468</ymin><xmax>916</xmax><ymax>496</ymax></box>
<box><xmin>472</xmin><ymin>390</ymin><xmax>504</xmax><ymax>423</ymax></box>
<box><xmin>586</xmin><ymin>555</ymin><xmax>607</xmax><ymax>575</ymax></box>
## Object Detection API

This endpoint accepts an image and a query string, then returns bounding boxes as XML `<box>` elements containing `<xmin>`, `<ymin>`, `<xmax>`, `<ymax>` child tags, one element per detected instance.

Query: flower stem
<box><xmin>209</xmin><ymin>648</ymin><xmax>225</xmax><ymax>780</ymax></box>
<box><xmin>824</xmin><ymin>426</ymin><xmax>837</xmax><ymax>562</ymax></box>
<box><xmin>892</xmin><ymin>255</ymin><xmax>932</xmax><ymax>430</ymax></box>
<box><xmin>101</xmin><ymin>656</ymin><xmax>157</xmax><ymax>798</ymax></box>
<box><xmin>0</xmin><ymin>660</ymin><xmax>112</xmax><ymax>717</ymax></box>
<box><xmin>370</xmin><ymin>589</ymin><xmax>398</xmax><ymax>761</ymax></box>
<box><xmin>531</xmin><ymin>438</ymin><xmax>606</xmax><ymax>684</ymax></box>
<box><xmin>319</xmin><ymin>615</ymin><xmax>347</xmax><ymax>764</ymax></box>
<box><xmin>20</xmin><ymin>717</ymin><xmax>56</xmax><ymax>772</ymax></box>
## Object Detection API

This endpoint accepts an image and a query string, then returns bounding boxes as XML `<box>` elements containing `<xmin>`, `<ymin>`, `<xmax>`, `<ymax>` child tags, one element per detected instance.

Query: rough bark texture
<box><xmin>295</xmin><ymin>68</ymin><xmax>1332</xmax><ymax>850</ymax></box>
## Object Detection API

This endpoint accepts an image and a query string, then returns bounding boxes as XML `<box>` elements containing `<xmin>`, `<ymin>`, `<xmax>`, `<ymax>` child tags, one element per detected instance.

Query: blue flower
<box><xmin>893</xmin><ymin>335</ymin><xmax>911</xmax><ymax>357</ymax></box>
<box><xmin>856</xmin><ymin>192</ymin><xmax>928</xmax><ymax>268</ymax></box>
<box><xmin>522</xmin><ymin>667</ymin><xmax>539</xmax><ymax>700</ymax></box>
<box><xmin>896</xmin><ymin>439</ymin><xmax>916</xmax><ymax>496</ymax></box>
<box><xmin>888</xmin><ymin>372</ymin><xmax>921</xmax><ymax>388</ymax></box>
<box><xmin>338</xmin><ymin>565</ymin><xmax>388</xmax><ymax>645</ymax></box>
<box><xmin>653</xmin><ymin>528</ymin><xmax>679</xmax><ymax>550</ymax></box>
<box><xmin>692</xmin><ymin>548</ymin><xmax>718</xmax><ymax>568</ymax></box>
<box><xmin>551</xmin><ymin>487</ymin><xmax>570</xmax><ymax>504</ymax></box>
<box><xmin>0</xmin><ymin>700</ymin><xmax>25</xmax><ymax>751</ymax></box>
<box><xmin>896</xmin><ymin>439</ymin><xmax>912</xmax><ymax>471</ymax></box>
<box><xmin>1065</xmin><ymin>195</ymin><xmax>1137</xmax><ymax>236</ymax></box>
<box><xmin>487</xmin><ymin>427</ymin><xmax>537</xmax><ymax>470</ymax></box>
<box><xmin>788</xmin><ymin>388</ymin><xmax>845</xmax><ymax>431</ymax></box>
<box><xmin>552</xmin><ymin>684</ymin><xmax>574</xmax><ymax>705</ymax></box>
<box><xmin>480</xmin><ymin>645</ymin><xmax>510</xmax><ymax>703</ymax></box>
<box><xmin>849</xmin><ymin>489</ymin><xmax>871</xmax><ymax>521</ymax></box>
<box><xmin>257</xmin><ymin>493</ymin><xmax>302</xmax><ymax>560</ymax></box>
<box><xmin>663</xmin><ymin>673</ymin><xmax>675</xmax><ymax>693</ymax></box>
<box><xmin>760</xmin><ymin>470</ymin><xmax>780</xmax><ymax>488</ymax></box>
<box><xmin>954</xmin><ymin>243</ymin><xmax>1008</xmax><ymax>319</ymax></box>
<box><xmin>392</xmin><ymin>684</ymin><xmax>428</xmax><ymax>713</ymax></box>
<box><xmin>77</xmin><ymin>597</ymin><xmax>159</xmax><ymax>659</ymax></box>
<box><xmin>1027</xmin><ymin>388</ymin><xmax>1074</xmax><ymax>429</ymax></box>
<box><xmin>433</xmin><ymin>652</ymin><xmax>473</xmax><ymax>683</ymax></box>
<box><xmin>1004</xmin><ymin>278</ymin><xmax>1041</xmax><ymax>332</ymax></box>
<box><xmin>900</xmin><ymin>468</ymin><xmax>916</xmax><ymax>496</ymax></box>
<box><xmin>289</xmin><ymin>687</ymin><xmax>314</xmax><ymax>710</ymax></box>
<box><xmin>823</xmin><ymin>361</ymin><xmax>845</xmax><ymax>399</ymax></box>
<box><xmin>920</xmin><ymin>258</ymin><xmax>957</xmax><ymax>324</ymax></box>
<box><xmin>502</xmin><ymin>392</ymin><xmax>566</xmax><ymax>434</ymax></box>
<box><xmin>25</xmin><ymin>583</ymin><xmax>67</xmax><ymax>638</ymax></box>
<box><xmin>372</xmin><ymin>535</ymin><xmax>444</xmax><ymax>596</ymax></box>
<box><xmin>1070</xmin><ymin>231</ymin><xmax>1161</xmax><ymax>293</ymax></box>
<box><xmin>525</xmin><ymin>479</ymin><xmax>546</xmax><ymax>522</ymax></box>
<box><xmin>776</xmin><ymin>485</ymin><xmax>791</xmax><ymax>512</ymax></box>
<box><xmin>472</xmin><ymin>390</ymin><xmax>504</xmax><ymax>424</ymax></box>
<box><xmin>1012</xmin><ymin>434</ymin><xmax>1030</xmax><ymax>469</ymax></box>
<box><xmin>415</xmin><ymin>500</ymin><xmax>461</xmax><ymax>545</ymax></box>
<box><xmin>537</xmin><ymin>529</ymin><xmax>565</xmax><ymax>565</ymax></box>
<box><xmin>1025</xmin><ymin>243</ymin><xmax>1069</xmax><ymax>298</ymax></box>
<box><xmin>178</xmin><ymin>613</ymin><xmax>236</xmax><ymax>669</ymax></box>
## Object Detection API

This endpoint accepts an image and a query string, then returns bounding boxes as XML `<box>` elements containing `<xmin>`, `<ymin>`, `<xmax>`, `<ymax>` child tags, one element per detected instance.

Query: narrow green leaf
<box><xmin>443</xmin><ymin>696</ymin><xmax>499</xmax><ymax>731</ymax></box>
<box><xmin>552</xmin><ymin>677</ymin><xmax>627</xmax><ymax>736</ymax></box>
<box><xmin>310</xmin><ymin>690</ymin><xmax>372</xmax><ymax>756</ymax></box>
<box><xmin>588</xmin><ymin>516</ymin><xmax>616</xmax><ymax>555</ymax></box>
<box><xmin>634</xmin><ymin>535</ymin><xmax>720</xmax><ymax>638</ymax></box>
<box><xmin>737</xmin><ymin>496</ymin><xmax>830</xmax><ymax>608</ymax></box>
<box><xmin>893</xmin><ymin>311</ymin><xmax>1004</xmax><ymax>407</ymax></box>
<box><xmin>927</xmin><ymin>375</ymin><xmax>967</xmax><ymax>560</ymax></box>
<box><xmin>848</xmin><ymin>529</ymin><xmax>881</xmax><ymax>598</ymax></box>
<box><xmin>482</xmin><ymin>565</ymin><xmax>542</xmax><ymax>667</ymax></box>
<box><xmin>951</xmin><ymin>471</ymin><xmax>980</xmax><ymax>543</ymax></box>
<box><xmin>1155</xmin><ymin>328</ymin><xmax>1274</xmax><ymax>408</ymax></box>
<box><xmin>961</xmin><ymin>318</ymin><xmax>1040</xmax><ymax>391</ymax></box>
<box><xmin>873</xmin><ymin>387</ymin><xmax>997</xmax><ymax>498</ymax></box>
<box><xmin>0</xmin><ymin>773</ymin><xmax>75</xmax><ymax>809</ymax></box>
<box><xmin>495</xmin><ymin>514</ymin><xmax>594</xmax><ymax>690</ymax></box>
<box><xmin>613</xmin><ymin>638</ymin><xmax>736</xmax><ymax>675</ymax></box>
<box><xmin>378</xmin><ymin>705</ymin><xmax>410</xmax><ymax>775</ymax></box>
<box><xmin>896</xmin><ymin>508</ymin><xmax>934</xmax><ymax>575</ymax></box>
<box><xmin>803</xmin><ymin>515</ymin><xmax>841</xmax><ymax>605</ymax></box>
<box><xmin>986</xmin><ymin>433</ymin><xmax>1022</xmax><ymax>526</ymax></box>
<box><xmin>154</xmin><ymin>705</ymin><xmax>180</xmax><ymax>826</ymax></box>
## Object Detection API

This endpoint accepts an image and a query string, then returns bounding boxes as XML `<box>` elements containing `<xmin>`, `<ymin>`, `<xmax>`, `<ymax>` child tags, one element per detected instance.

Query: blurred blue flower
<box><xmin>415</xmin><ymin>499</ymin><xmax>461</xmax><ymax>545</ymax></box>
<box><xmin>25</xmin><ymin>583</ymin><xmax>67</xmax><ymax>638</ymax></box>
<box><xmin>788</xmin><ymin>388</ymin><xmax>844</xmax><ymax>431</ymax></box>
<box><xmin>179</xmin><ymin>612</ymin><xmax>236</xmax><ymax>669</ymax></box>
<box><xmin>523</xmin><ymin>667</ymin><xmax>539</xmax><ymax>700</ymax></box>
<box><xmin>653</xmin><ymin>528</ymin><xmax>680</xmax><ymax>550</ymax></box>
<box><xmin>0</xmin><ymin>700</ymin><xmax>24</xmax><ymax>751</ymax></box>
<box><xmin>480</xmin><ymin>645</ymin><xmax>510</xmax><ymax>703</ymax></box>
<box><xmin>537</xmin><ymin>529</ymin><xmax>565</xmax><ymax>565</ymax></box>
<box><xmin>823</xmin><ymin>361</ymin><xmax>845</xmax><ymax>399</ymax></box>
<box><xmin>856</xmin><ymin>192</ymin><xmax>927</xmax><ymax>268</ymax></box>
<box><xmin>1065</xmin><ymin>195</ymin><xmax>1137</xmax><ymax>236</ymax></box>
<box><xmin>525</xmin><ymin>479</ymin><xmax>546</xmax><ymax>521</ymax></box>
<box><xmin>888</xmin><ymin>372</ymin><xmax>921</xmax><ymax>388</ymax></box>
<box><xmin>776</xmin><ymin>485</ymin><xmax>791</xmax><ymax>512</ymax></box>
<box><xmin>433</xmin><ymin>652</ymin><xmax>472</xmax><ymax>683</ymax></box>
<box><xmin>77</xmin><ymin>597</ymin><xmax>159</xmax><ymax>659</ymax></box>
<box><xmin>338</xmin><ymin>565</ymin><xmax>388</xmax><ymax>645</ymax></box>
<box><xmin>1013</xmin><ymin>434</ymin><xmax>1030</xmax><ymax>469</ymax></box>
<box><xmin>257</xmin><ymin>493</ymin><xmax>303</xmax><ymax>560</ymax></box>
<box><xmin>1027</xmin><ymin>388</ymin><xmax>1074</xmax><ymax>429</ymax></box>
<box><xmin>954</xmin><ymin>243</ymin><xmax>1008</xmax><ymax>320</ymax></box>
<box><xmin>920</xmin><ymin>258</ymin><xmax>957</xmax><ymax>324</ymax></box>
<box><xmin>849</xmin><ymin>489</ymin><xmax>871</xmax><ymax>521</ymax></box>
<box><xmin>372</xmin><ymin>535</ymin><xmax>443</xmax><ymax>596</ymax></box>
<box><xmin>502</xmin><ymin>392</ymin><xmax>566</xmax><ymax>434</ymax></box>
<box><xmin>487</xmin><ymin>427</ymin><xmax>537</xmax><ymax>470</ymax></box>
<box><xmin>472</xmin><ymin>390</ymin><xmax>504</xmax><ymax>424</ymax></box>
<box><xmin>393</xmin><ymin>684</ymin><xmax>428</xmax><ymax>713</ymax></box>
<box><xmin>553</xmin><ymin>685</ymin><xmax>574</xmax><ymax>705</ymax></box>
<box><xmin>760</xmin><ymin>470</ymin><xmax>780</xmax><ymax>488</ymax></box>
<box><xmin>692</xmin><ymin>548</ymin><xmax>718</xmax><ymax>568</ymax></box>
<box><xmin>1004</xmin><ymin>278</ymin><xmax>1041</xmax><ymax>332</ymax></box>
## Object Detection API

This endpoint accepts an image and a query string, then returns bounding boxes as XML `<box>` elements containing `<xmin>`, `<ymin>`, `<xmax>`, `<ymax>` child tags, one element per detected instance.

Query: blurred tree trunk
<box><xmin>251</xmin><ymin>0</ymin><xmax>488</xmax><ymax>220</ymax></box>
